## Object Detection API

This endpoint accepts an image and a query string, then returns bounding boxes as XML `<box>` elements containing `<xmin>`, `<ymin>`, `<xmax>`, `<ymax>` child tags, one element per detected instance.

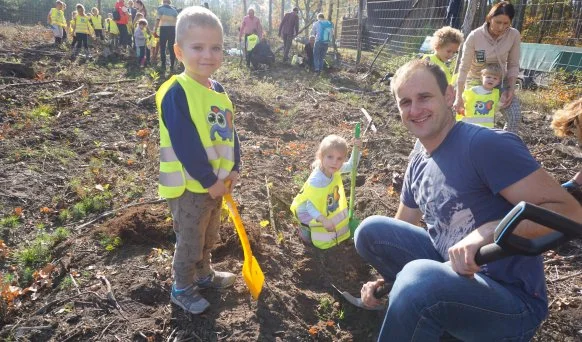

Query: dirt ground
<box><xmin>0</xmin><ymin>24</ymin><xmax>581</xmax><ymax>342</ymax></box>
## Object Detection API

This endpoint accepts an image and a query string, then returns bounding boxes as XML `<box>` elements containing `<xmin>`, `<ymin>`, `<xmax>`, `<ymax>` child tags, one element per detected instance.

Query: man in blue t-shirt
<box><xmin>354</xmin><ymin>59</ymin><xmax>582</xmax><ymax>341</ymax></box>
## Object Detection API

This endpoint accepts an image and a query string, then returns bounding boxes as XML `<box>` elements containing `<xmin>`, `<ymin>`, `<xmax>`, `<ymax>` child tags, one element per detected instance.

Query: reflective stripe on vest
<box><xmin>156</xmin><ymin>73</ymin><xmax>235</xmax><ymax>198</ymax></box>
<box><xmin>50</xmin><ymin>8</ymin><xmax>66</xmax><ymax>27</ymax></box>
<box><xmin>91</xmin><ymin>15</ymin><xmax>103</xmax><ymax>29</ymax></box>
<box><xmin>457</xmin><ymin>87</ymin><xmax>499</xmax><ymax>128</ymax></box>
<box><xmin>424</xmin><ymin>54</ymin><xmax>454</xmax><ymax>85</ymax></box>
<box><xmin>75</xmin><ymin>16</ymin><xmax>91</xmax><ymax>34</ymax></box>
<box><xmin>290</xmin><ymin>172</ymin><xmax>351</xmax><ymax>249</ymax></box>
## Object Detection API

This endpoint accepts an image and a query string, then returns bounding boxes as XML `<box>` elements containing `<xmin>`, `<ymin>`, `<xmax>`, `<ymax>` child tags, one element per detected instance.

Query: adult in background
<box><xmin>128</xmin><ymin>0</ymin><xmax>137</xmax><ymax>22</ymax></box>
<box><xmin>154</xmin><ymin>0</ymin><xmax>178</xmax><ymax>72</ymax></box>
<box><xmin>454</xmin><ymin>1</ymin><xmax>522</xmax><ymax>133</ymax></box>
<box><xmin>239</xmin><ymin>8</ymin><xmax>263</xmax><ymax>67</ymax></box>
<box><xmin>135</xmin><ymin>0</ymin><xmax>147</xmax><ymax>19</ymax></box>
<box><xmin>114</xmin><ymin>0</ymin><xmax>131</xmax><ymax>49</ymax></box>
<box><xmin>310</xmin><ymin>13</ymin><xmax>334</xmax><ymax>74</ymax></box>
<box><xmin>279</xmin><ymin>7</ymin><xmax>299</xmax><ymax>63</ymax></box>
<box><xmin>355</xmin><ymin>59</ymin><xmax>582</xmax><ymax>341</ymax></box>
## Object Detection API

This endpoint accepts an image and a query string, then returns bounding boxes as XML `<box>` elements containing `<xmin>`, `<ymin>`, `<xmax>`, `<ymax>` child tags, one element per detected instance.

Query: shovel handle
<box><xmin>373</xmin><ymin>282</ymin><xmax>392</xmax><ymax>299</ymax></box>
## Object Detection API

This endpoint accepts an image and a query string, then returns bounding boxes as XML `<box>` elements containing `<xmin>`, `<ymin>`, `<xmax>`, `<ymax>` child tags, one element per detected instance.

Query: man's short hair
<box><xmin>176</xmin><ymin>6</ymin><xmax>223</xmax><ymax>46</ymax></box>
<box><xmin>293</xmin><ymin>7</ymin><xmax>299</xmax><ymax>12</ymax></box>
<box><xmin>391</xmin><ymin>59</ymin><xmax>449</xmax><ymax>96</ymax></box>
<box><xmin>317</xmin><ymin>13</ymin><xmax>325</xmax><ymax>19</ymax></box>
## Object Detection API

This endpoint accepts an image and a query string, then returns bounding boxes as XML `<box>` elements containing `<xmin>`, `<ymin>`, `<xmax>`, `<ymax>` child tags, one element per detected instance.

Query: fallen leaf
<box><xmin>14</xmin><ymin>207</ymin><xmax>23</xmax><ymax>216</ymax></box>
<box><xmin>95</xmin><ymin>184</ymin><xmax>105</xmax><ymax>191</ymax></box>
<box><xmin>40</xmin><ymin>207</ymin><xmax>51</xmax><ymax>214</ymax></box>
<box><xmin>308</xmin><ymin>326</ymin><xmax>318</xmax><ymax>336</ymax></box>
<box><xmin>326</xmin><ymin>320</ymin><xmax>334</xmax><ymax>327</ymax></box>
<box><xmin>259</xmin><ymin>220</ymin><xmax>270</xmax><ymax>228</ymax></box>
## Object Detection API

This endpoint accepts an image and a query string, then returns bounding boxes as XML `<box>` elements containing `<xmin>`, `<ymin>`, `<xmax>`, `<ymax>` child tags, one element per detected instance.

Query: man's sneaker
<box><xmin>196</xmin><ymin>271</ymin><xmax>236</xmax><ymax>289</ymax></box>
<box><xmin>170</xmin><ymin>284</ymin><xmax>209</xmax><ymax>314</ymax></box>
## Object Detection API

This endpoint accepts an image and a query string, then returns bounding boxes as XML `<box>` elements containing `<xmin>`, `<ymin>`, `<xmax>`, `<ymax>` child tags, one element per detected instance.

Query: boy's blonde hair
<box><xmin>176</xmin><ymin>6</ymin><xmax>223</xmax><ymax>46</ymax></box>
<box><xmin>481</xmin><ymin>63</ymin><xmax>503</xmax><ymax>78</ymax></box>
<box><xmin>551</xmin><ymin>98</ymin><xmax>582</xmax><ymax>140</ymax></box>
<box><xmin>431</xmin><ymin>26</ymin><xmax>463</xmax><ymax>50</ymax></box>
<box><xmin>91</xmin><ymin>7</ymin><xmax>99</xmax><ymax>15</ymax></box>
<box><xmin>312</xmin><ymin>135</ymin><xmax>348</xmax><ymax>169</ymax></box>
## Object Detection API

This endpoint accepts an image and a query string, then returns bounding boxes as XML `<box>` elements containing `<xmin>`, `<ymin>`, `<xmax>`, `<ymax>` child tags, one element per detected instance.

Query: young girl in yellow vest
<box><xmin>106</xmin><ymin>13</ymin><xmax>120</xmax><ymax>49</ymax></box>
<box><xmin>423</xmin><ymin>26</ymin><xmax>463</xmax><ymax>85</ymax></box>
<box><xmin>69</xmin><ymin>11</ymin><xmax>77</xmax><ymax>48</ymax></box>
<box><xmin>457</xmin><ymin>63</ymin><xmax>502</xmax><ymax>128</ymax></box>
<box><xmin>47</xmin><ymin>1</ymin><xmax>66</xmax><ymax>45</ymax></box>
<box><xmin>291</xmin><ymin>135</ymin><xmax>361</xmax><ymax>249</ymax></box>
<box><xmin>90</xmin><ymin>7</ymin><xmax>104</xmax><ymax>41</ymax></box>
<box><xmin>71</xmin><ymin>4</ymin><xmax>95</xmax><ymax>57</ymax></box>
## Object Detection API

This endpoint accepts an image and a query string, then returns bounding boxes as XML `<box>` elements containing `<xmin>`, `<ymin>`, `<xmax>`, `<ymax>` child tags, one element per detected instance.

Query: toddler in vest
<box><xmin>423</xmin><ymin>26</ymin><xmax>463</xmax><ymax>85</ymax></box>
<box><xmin>47</xmin><ymin>1</ymin><xmax>66</xmax><ymax>45</ymax></box>
<box><xmin>155</xmin><ymin>6</ymin><xmax>240</xmax><ymax>315</ymax></box>
<box><xmin>290</xmin><ymin>135</ymin><xmax>361</xmax><ymax>249</ymax></box>
<box><xmin>106</xmin><ymin>13</ymin><xmax>120</xmax><ymax>49</ymax></box>
<box><xmin>90</xmin><ymin>7</ymin><xmax>104</xmax><ymax>41</ymax></box>
<box><xmin>457</xmin><ymin>63</ymin><xmax>502</xmax><ymax>128</ymax></box>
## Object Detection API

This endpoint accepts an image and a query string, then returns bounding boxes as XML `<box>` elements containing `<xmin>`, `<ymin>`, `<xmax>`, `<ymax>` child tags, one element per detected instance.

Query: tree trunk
<box><xmin>281</xmin><ymin>0</ymin><xmax>285</xmax><ymax>24</ymax></box>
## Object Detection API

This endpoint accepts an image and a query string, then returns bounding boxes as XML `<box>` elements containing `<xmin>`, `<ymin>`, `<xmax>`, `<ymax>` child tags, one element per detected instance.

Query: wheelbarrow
<box><xmin>335</xmin><ymin>201</ymin><xmax>582</xmax><ymax>309</ymax></box>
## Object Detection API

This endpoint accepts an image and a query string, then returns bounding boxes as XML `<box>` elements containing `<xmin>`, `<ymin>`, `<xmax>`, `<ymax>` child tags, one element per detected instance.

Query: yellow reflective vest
<box><xmin>456</xmin><ymin>87</ymin><xmax>500</xmax><ymax>128</ymax></box>
<box><xmin>246</xmin><ymin>34</ymin><xmax>259</xmax><ymax>51</ymax></box>
<box><xmin>49</xmin><ymin>8</ymin><xmax>66</xmax><ymax>27</ymax></box>
<box><xmin>156</xmin><ymin>73</ymin><xmax>235</xmax><ymax>198</ymax></box>
<box><xmin>106</xmin><ymin>18</ymin><xmax>119</xmax><ymax>35</ymax></box>
<box><xmin>290</xmin><ymin>172</ymin><xmax>350</xmax><ymax>249</ymax></box>
<box><xmin>423</xmin><ymin>54</ymin><xmax>455</xmax><ymax>85</ymax></box>
<box><xmin>90</xmin><ymin>14</ymin><xmax>103</xmax><ymax>30</ymax></box>
<box><xmin>74</xmin><ymin>15</ymin><xmax>94</xmax><ymax>35</ymax></box>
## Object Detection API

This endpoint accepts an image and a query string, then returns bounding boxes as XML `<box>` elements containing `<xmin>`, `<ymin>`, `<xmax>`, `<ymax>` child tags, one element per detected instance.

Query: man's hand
<box><xmin>447</xmin><ymin>221</ymin><xmax>496</xmax><ymax>277</ymax></box>
<box><xmin>207</xmin><ymin>180</ymin><xmax>227</xmax><ymax>199</ymax></box>
<box><xmin>500</xmin><ymin>88</ymin><xmax>514</xmax><ymax>109</ymax></box>
<box><xmin>361</xmin><ymin>279</ymin><xmax>385</xmax><ymax>309</ymax></box>
<box><xmin>225</xmin><ymin>171</ymin><xmax>239</xmax><ymax>193</ymax></box>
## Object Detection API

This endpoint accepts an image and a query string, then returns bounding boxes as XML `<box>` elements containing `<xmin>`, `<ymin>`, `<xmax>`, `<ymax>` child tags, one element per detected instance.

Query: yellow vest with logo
<box><xmin>50</xmin><ymin>8</ymin><xmax>66</xmax><ymax>27</ymax></box>
<box><xmin>75</xmin><ymin>15</ymin><xmax>93</xmax><ymax>35</ymax></box>
<box><xmin>247</xmin><ymin>34</ymin><xmax>259</xmax><ymax>51</ymax></box>
<box><xmin>156</xmin><ymin>74</ymin><xmax>235</xmax><ymax>198</ymax></box>
<box><xmin>90</xmin><ymin>14</ymin><xmax>103</xmax><ymax>30</ymax></box>
<box><xmin>106</xmin><ymin>19</ymin><xmax>119</xmax><ymax>35</ymax></box>
<box><xmin>424</xmin><ymin>54</ymin><xmax>455</xmax><ymax>85</ymax></box>
<box><xmin>290</xmin><ymin>172</ymin><xmax>350</xmax><ymax>249</ymax></box>
<box><xmin>456</xmin><ymin>88</ymin><xmax>499</xmax><ymax>128</ymax></box>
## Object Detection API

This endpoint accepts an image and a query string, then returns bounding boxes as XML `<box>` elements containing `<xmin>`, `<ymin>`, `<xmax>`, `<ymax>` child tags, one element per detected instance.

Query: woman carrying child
<box><xmin>291</xmin><ymin>135</ymin><xmax>361</xmax><ymax>249</ymax></box>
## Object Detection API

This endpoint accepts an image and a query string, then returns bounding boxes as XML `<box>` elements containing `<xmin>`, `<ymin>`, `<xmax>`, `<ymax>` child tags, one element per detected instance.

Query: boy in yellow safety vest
<box><xmin>423</xmin><ymin>26</ymin><xmax>463</xmax><ymax>85</ymax></box>
<box><xmin>71</xmin><ymin>4</ymin><xmax>95</xmax><ymax>57</ymax></box>
<box><xmin>90</xmin><ymin>7</ymin><xmax>104</xmax><ymax>41</ymax></box>
<box><xmin>47</xmin><ymin>0</ymin><xmax>66</xmax><ymax>45</ymax></box>
<box><xmin>155</xmin><ymin>6</ymin><xmax>240</xmax><ymax>315</ymax></box>
<box><xmin>457</xmin><ymin>63</ymin><xmax>502</xmax><ymax>128</ymax></box>
<box><xmin>290</xmin><ymin>135</ymin><xmax>361</xmax><ymax>249</ymax></box>
<box><xmin>105</xmin><ymin>13</ymin><xmax>120</xmax><ymax>49</ymax></box>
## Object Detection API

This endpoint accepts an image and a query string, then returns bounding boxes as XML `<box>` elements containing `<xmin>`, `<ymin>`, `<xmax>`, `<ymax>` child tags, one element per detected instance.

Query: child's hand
<box><xmin>353</xmin><ymin>138</ymin><xmax>362</xmax><ymax>149</ymax></box>
<box><xmin>207</xmin><ymin>180</ymin><xmax>227</xmax><ymax>199</ymax></box>
<box><xmin>225</xmin><ymin>171</ymin><xmax>239</xmax><ymax>193</ymax></box>
<box><xmin>453</xmin><ymin>97</ymin><xmax>465</xmax><ymax>115</ymax></box>
<box><xmin>318</xmin><ymin>216</ymin><xmax>335</xmax><ymax>232</ymax></box>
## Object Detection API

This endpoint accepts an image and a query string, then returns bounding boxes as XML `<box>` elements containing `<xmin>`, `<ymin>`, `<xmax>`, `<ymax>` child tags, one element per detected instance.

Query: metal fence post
<box><xmin>355</xmin><ymin>0</ymin><xmax>363</xmax><ymax>64</ymax></box>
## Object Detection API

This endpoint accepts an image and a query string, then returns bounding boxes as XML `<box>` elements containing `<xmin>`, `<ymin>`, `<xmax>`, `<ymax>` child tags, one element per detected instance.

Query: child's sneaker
<box><xmin>170</xmin><ymin>284</ymin><xmax>209</xmax><ymax>314</ymax></box>
<box><xmin>196</xmin><ymin>271</ymin><xmax>236</xmax><ymax>289</ymax></box>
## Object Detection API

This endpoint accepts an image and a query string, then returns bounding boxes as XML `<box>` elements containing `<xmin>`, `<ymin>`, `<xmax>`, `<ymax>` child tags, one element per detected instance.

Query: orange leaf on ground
<box><xmin>136</xmin><ymin>129</ymin><xmax>150</xmax><ymax>138</ymax></box>
<box><xmin>308</xmin><ymin>326</ymin><xmax>318</xmax><ymax>336</ymax></box>
<box><xmin>326</xmin><ymin>320</ymin><xmax>334</xmax><ymax>327</ymax></box>
<box><xmin>40</xmin><ymin>207</ymin><xmax>51</xmax><ymax>214</ymax></box>
<box><xmin>14</xmin><ymin>207</ymin><xmax>23</xmax><ymax>216</ymax></box>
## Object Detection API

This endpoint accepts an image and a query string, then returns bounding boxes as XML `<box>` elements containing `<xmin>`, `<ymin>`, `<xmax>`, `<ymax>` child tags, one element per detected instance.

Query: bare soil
<box><xmin>0</xmin><ymin>25</ymin><xmax>581</xmax><ymax>342</ymax></box>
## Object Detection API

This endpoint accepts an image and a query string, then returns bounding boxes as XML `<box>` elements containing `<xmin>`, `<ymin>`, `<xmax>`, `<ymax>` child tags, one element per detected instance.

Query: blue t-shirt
<box><xmin>401</xmin><ymin>122</ymin><xmax>548</xmax><ymax>320</ymax></box>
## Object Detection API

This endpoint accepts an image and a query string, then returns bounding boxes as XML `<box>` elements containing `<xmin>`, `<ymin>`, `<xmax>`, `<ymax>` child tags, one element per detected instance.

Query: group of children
<box><xmin>48</xmin><ymin>1</ymin><xmax>159</xmax><ymax>66</ymax></box>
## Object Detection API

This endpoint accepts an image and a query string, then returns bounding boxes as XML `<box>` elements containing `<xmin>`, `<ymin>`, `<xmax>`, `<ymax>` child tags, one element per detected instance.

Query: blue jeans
<box><xmin>354</xmin><ymin>216</ymin><xmax>543</xmax><ymax>342</ymax></box>
<box><xmin>313</xmin><ymin>41</ymin><xmax>329</xmax><ymax>72</ymax></box>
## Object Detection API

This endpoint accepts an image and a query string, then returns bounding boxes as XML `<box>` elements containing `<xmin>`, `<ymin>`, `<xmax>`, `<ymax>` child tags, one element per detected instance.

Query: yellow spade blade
<box><xmin>224</xmin><ymin>194</ymin><xmax>264</xmax><ymax>300</ymax></box>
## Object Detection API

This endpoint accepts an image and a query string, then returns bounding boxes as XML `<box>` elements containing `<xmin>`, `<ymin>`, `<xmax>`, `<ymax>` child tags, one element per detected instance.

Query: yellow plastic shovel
<box><xmin>224</xmin><ymin>193</ymin><xmax>264</xmax><ymax>300</ymax></box>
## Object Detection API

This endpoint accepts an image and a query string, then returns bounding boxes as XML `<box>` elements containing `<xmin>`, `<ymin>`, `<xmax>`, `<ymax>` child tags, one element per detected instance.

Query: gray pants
<box><xmin>168</xmin><ymin>191</ymin><xmax>221</xmax><ymax>289</ymax></box>
<box><xmin>500</xmin><ymin>95</ymin><xmax>521</xmax><ymax>134</ymax></box>
<box><xmin>282</xmin><ymin>34</ymin><xmax>294</xmax><ymax>61</ymax></box>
